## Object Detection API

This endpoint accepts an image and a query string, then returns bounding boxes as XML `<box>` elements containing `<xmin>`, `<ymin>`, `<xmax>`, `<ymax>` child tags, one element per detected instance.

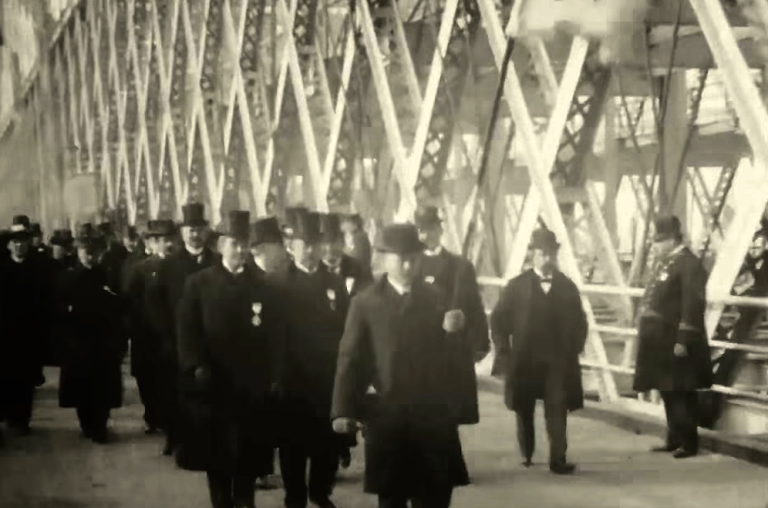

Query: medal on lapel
<box><xmin>252</xmin><ymin>302</ymin><xmax>262</xmax><ymax>327</ymax></box>
<box><xmin>345</xmin><ymin>277</ymin><xmax>355</xmax><ymax>295</ymax></box>
<box><xmin>327</xmin><ymin>288</ymin><xmax>337</xmax><ymax>310</ymax></box>
<box><xmin>425</xmin><ymin>275</ymin><xmax>435</xmax><ymax>284</ymax></box>
<box><xmin>658</xmin><ymin>271</ymin><xmax>669</xmax><ymax>282</ymax></box>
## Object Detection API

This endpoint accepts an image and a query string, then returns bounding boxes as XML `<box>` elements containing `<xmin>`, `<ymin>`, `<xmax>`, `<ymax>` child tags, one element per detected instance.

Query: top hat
<box><xmin>291</xmin><ymin>210</ymin><xmax>322</xmax><ymax>243</ymax></box>
<box><xmin>30</xmin><ymin>223</ymin><xmax>43</xmax><ymax>236</ymax></box>
<box><xmin>75</xmin><ymin>223</ymin><xmax>105</xmax><ymax>249</ymax></box>
<box><xmin>318</xmin><ymin>213</ymin><xmax>343</xmax><ymax>243</ymax></box>
<box><xmin>9</xmin><ymin>215</ymin><xmax>32</xmax><ymax>240</ymax></box>
<box><xmin>219</xmin><ymin>210</ymin><xmax>251</xmax><ymax>241</ymax></box>
<box><xmin>284</xmin><ymin>207</ymin><xmax>309</xmax><ymax>228</ymax></box>
<box><xmin>50</xmin><ymin>229</ymin><xmax>74</xmax><ymax>247</ymax></box>
<box><xmin>146</xmin><ymin>219</ymin><xmax>176</xmax><ymax>237</ymax></box>
<box><xmin>530</xmin><ymin>228</ymin><xmax>560</xmax><ymax>251</ymax></box>
<box><xmin>374</xmin><ymin>223</ymin><xmax>425</xmax><ymax>255</ymax></box>
<box><xmin>653</xmin><ymin>215</ymin><xmax>683</xmax><ymax>242</ymax></box>
<box><xmin>250</xmin><ymin>217</ymin><xmax>284</xmax><ymax>246</ymax></box>
<box><xmin>97</xmin><ymin>222</ymin><xmax>113</xmax><ymax>236</ymax></box>
<box><xmin>181</xmin><ymin>203</ymin><xmax>209</xmax><ymax>227</ymax></box>
<box><xmin>413</xmin><ymin>205</ymin><xmax>442</xmax><ymax>229</ymax></box>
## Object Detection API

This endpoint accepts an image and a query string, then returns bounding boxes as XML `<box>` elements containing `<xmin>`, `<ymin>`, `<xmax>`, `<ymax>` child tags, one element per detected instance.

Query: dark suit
<box><xmin>414</xmin><ymin>249</ymin><xmax>490</xmax><ymax>425</ymax></box>
<box><xmin>633</xmin><ymin>246</ymin><xmax>711</xmax><ymax>453</ymax></box>
<box><xmin>490</xmin><ymin>270</ymin><xmax>587</xmax><ymax>465</ymax></box>
<box><xmin>177</xmin><ymin>263</ymin><xmax>286</xmax><ymax>507</ymax></box>
<box><xmin>332</xmin><ymin>277</ymin><xmax>469</xmax><ymax>507</ymax></box>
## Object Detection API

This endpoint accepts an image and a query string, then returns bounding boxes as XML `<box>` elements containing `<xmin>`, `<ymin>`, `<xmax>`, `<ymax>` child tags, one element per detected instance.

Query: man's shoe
<box><xmin>310</xmin><ymin>497</ymin><xmax>338</xmax><ymax>508</ymax></box>
<box><xmin>91</xmin><ymin>430</ymin><xmax>110</xmax><ymax>444</ymax></box>
<box><xmin>672</xmin><ymin>448</ymin><xmax>697</xmax><ymax>459</ymax></box>
<box><xmin>255</xmin><ymin>476</ymin><xmax>279</xmax><ymax>490</ymax></box>
<box><xmin>144</xmin><ymin>425</ymin><xmax>160</xmax><ymax>435</ymax></box>
<box><xmin>522</xmin><ymin>458</ymin><xmax>533</xmax><ymax>468</ymax></box>
<box><xmin>161</xmin><ymin>441</ymin><xmax>175</xmax><ymax>456</ymax></box>
<box><xmin>549</xmin><ymin>462</ymin><xmax>576</xmax><ymax>475</ymax></box>
<box><xmin>650</xmin><ymin>443</ymin><xmax>677</xmax><ymax>453</ymax></box>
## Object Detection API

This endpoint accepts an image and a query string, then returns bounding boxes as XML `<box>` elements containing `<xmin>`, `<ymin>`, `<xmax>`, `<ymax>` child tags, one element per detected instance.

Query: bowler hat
<box><xmin>250</xmin><ymin>217</ymin><xmax>283</xmax><ymax>246</ymax></box>
<box><xmin>291</xmin><ymin>210</ymin><xmax>322</xmax><ymax>243</ymax></box>
<box><xmin>319</xmin><ymin>213</ymin><xmax>343</xmax><ymax>243</ymax></box>
<box><xmin>414</xmin><ymin>205</ymin><xmax>442</xmax><ymax>229</ymax></box>
<box><xmin>219</xmin><ymin>210</ymin><xmax>251</xmax><ymax>241</ymax></box>
<box><xmin>146</xmin><ymin>219</ymin><xmax>176</xmax><ymax>237</ymax></box>
<box><xmin>530</xmin><ymin>228</ymin><xmax>560</xmax><ymax>251</ymax></box>
<box><xmin>653</xmin><ymin>215</ymin><xmax>683</xmax><ymax>242</ymax></box>
<box><xmin>9</xmin><ymin>215</ymin><xmax>32</xmax><ymax>241</ymax></box>
<box><xmin>75</xmin><ymin>223</ymin><xmax>105</xmax><ymax>249</ymax></box>
<box><xmin>375</xmin><ymin>224</ymin><xmax>425</xmax><ymax>255</ymax></box>
<box><xmin>181</xmin><ymin>203</ymin><xmax>209</xmax><ymax>227</ymax></box>
<box><xmin>30</xmin><ymin>223</ymin><xmax>43</xmax><ymax>236</ymax></box>
<box><xmin>50</xmin><ymin>229</ymin><xmax>74</xmax><ymax>247</ymax></box>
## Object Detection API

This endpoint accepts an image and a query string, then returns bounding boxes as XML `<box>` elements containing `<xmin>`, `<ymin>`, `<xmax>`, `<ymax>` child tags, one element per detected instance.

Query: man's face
<box><xmin>31</xmin><ymin>235</ymin><xmax>42</xmax><ymax>247</ymax></box>
<box><xmin>153</xmin><ymin>236</ymin><xmax>174</xmax><ymax>257</ymax></box>
<box><xmin>532</xmin><ymin>247</ymin><xmax>558</xmax><ymax>274</ymax></box>
<box><xmin>182</xmin><ymin>225</ymin><xmax>206</xmax><ymax>249</ymax></box>
<box><xmin>9</xmin><ymin>238</ymin><xmax>29</xmax><ymax>259</ymax></box>
<box><xmin>252</xmin><ymin>243</ymin><xmax>288</xmax><ymax>273</ymax></box>
<box><xmin>52</xmin><ymin>245</ymin><xmax>67</xmax><ymax>260</ymax></box>
<box><xmin>290</xmin><ymin>238</ymin><xmax>319</xmax><ymax>269</ymax></box>
<box><xmin>417</xmin><ymin>225</ymin><xmax>442</xmax><ymax>251</ymax></box>
<box><xmin>220</xmin><ymin>236</ymin><xmax>248</xmax><ymax>269</ymax></box>
<box><xmin>651</xmin><ymin>238</ymin><xmax>677</xmax><ymax>259</ymax></box>
<box><xmin>320</xmin><ymin>239</ymin><xmax>344</xmax><ymax>264</ymax></box>
<box><xmin>383</xmin><ymin>251</ymin><xmax>418</xmax><ymax>285</ymax></box>
<box><xmin>77</xmin><ymin>245</ymin><xmax>99</xmax><ymax>267</ymax></box>
<box><xmin>749</xmin><ymin>236</ymin><xmax>767</xmax><ymax>260</ymax></box>
<box><xmin>123</xmin><ymin>237</ymin><xmax>139</xmax><ymax>252</ymax></box>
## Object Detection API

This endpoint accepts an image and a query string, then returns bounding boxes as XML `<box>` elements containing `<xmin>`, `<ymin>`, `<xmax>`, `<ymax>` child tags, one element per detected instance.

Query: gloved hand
<box><xmin>332</xmin><ymin>417</ymin><xmax>360</xmax><ymax>435</ymax></box>
<box><xmin>194</xmin><ymin>366</ymin><xmax>211</xmax><ymax>388</ymax></box>
<box><xmin>443</xmin><ymin>309</ymin><xmax>466</xmax><ymax>333</ymax></box>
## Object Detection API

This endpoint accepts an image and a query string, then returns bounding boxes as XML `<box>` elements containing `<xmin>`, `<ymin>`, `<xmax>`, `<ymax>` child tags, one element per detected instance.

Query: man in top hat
<box><xmin>127</xmin><ymin>219</ymin><xmax>177</xmax><ymax>436</ymax></box>
<box><xmin>282</xmin><ymin>206</ymin><xmax>309</xmax><ymax>259</ymax></box>
<box><xmin>412</xmin><ymin>205</ymin><xmax>490</xmax><ymax>427</ymax></box>
<box><xmin>272</xmin><ymin>208</ymin><xmax>350</xmax><ymax>508</ymax></box>
<box><xmin>50</xmin><ymin>230</ymin><xmax>76</xmax><ymax>268</ymax></box>
<box><xmin>156</xmin><ymin>202</ymin><xmax>218</xmax><ymax>455</ymax></box>
<box><xmin>249</xmin><ymin>216</ymin><xmax>290</xmax><ymax>277</ymax></box>
<box><xmin>490</xmin><ymin>228</ymin><xmax>587</xmax><ymax>474</ymax></box>
<box><xmin>54</xmin><ymin>223</ymin><xmax>127</xmax><ymax>444</ymax></box>
<box><xmin>319</xmin><ymin>213</ymin><xmax>374</xmax><ymax>300</ymax></box>
<box><xmin>633</xmin><ymin>215</ymin><xmax>711</xmax><ymax>459</ymax></box>
<box><xmin>340</xmin><ymin>213</ymin><xmax>372</xmax><ymax>269</ymax></box>
<box><xmin>29</xmin><ymin>223</ymin><xmax>49</xmax><ymax>260</ymax></box>
<box><xmin>177</xmin><ymin>210</ymin><xmax>286</xmax><ymax>508</ymax></box>
<box><xmin>120</xmin><ymin>226</ymin><xmax>148</xmax><ymax>296</ymax></box>
<box><xmin>98</xmin><ymin>221</ymin><xmax>130</xmax><ymax>295</ymax></box>
<box><xmin>332</xmin><ymin>223</ymin><xmax>470</xmax><ymax>508</ymax></box>
<box><xmin>0</xmin><ymin>215</ymin><xmax>49</xmax><ymax>435</ymax></box>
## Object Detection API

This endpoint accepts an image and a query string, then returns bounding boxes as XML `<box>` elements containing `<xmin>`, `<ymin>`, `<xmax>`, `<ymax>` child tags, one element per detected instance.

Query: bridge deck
<box><xmin>1</xmin><ymin>369</ymin><xmax>767</xmax><ymax>508</ymax></box>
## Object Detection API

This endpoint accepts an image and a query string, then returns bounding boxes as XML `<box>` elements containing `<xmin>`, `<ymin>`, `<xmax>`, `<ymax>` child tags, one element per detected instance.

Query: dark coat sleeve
<box><xmin>489</xmin><ymin>280</ymin><xmax>515</xmax><ymax>376</ymax></box>
<box><xmin>459</xmin><ymin>260</ymin><xmax>490</xmax><ymax>356</ymax></box>
<box><xmin>331</xmin><ymin>295</ymin><xmax>373</xmax><ymax>421</ymax></box>
<box><xmin>569</xmin><ymin>280</ymin><xmax>588</xmax><ymax>355</ymax></box>
<box><xmin>678</xmin><ymin>255</ymin><xmax>707</xmax><ymax>344</ymax></box>
<box><xmin>177</xmin><ymin>274</ymin><xmax>207</xmax><ymax>376</ymax></box>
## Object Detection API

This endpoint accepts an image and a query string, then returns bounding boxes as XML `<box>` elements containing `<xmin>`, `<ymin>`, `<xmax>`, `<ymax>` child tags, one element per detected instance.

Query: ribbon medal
<box><xmin>252</xmin><ymin>302</ymin><xmax>262</xmax><ymax>327</ymax></box>
<box><xmin>345</xmin><ymin>277</ymin><xmax>355</xmax><ymax>294</ymax></box>
<box><xmin>425</xmin><ymin>275</ymin><xmax>435</xmax><ymax>284</ymax></box>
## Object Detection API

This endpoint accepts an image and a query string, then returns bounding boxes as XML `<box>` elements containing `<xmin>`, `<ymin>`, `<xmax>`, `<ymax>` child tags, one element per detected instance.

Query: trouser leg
<box><xmin>544</xmin><ymin>406</ymin><xmax>568</xmax><ymax>465</ymax></box>
<box><xmin>662</xmin><ymin>391</ymin><xmax>699</xmax><ymax>453</ymax></box>
<box><xmin>161</xmin><ymin>371</ymin><xmax>180</xmax><ymax>451</ymax></box>
<box><xmin>6</xmin><ymin>383</ymin><xmax>34</xmax><ymax>429</ymax></box>
<box><xmin>135</xmin><ymin>373</ymin><xmax>161</xmax><ymax>429</ymax></box>
<box><xmin>279</xmin><ymin>444</ymin><xmax>309</xmax><ymax>508</ymax></box>
<box><xmin>232</xmin><ymin>475</ymin><xmax>256</xmax><ymax>508</ymax></box>
<box><xmin>308</xmin><ymin>438</ymin><xmax>340</xmax><ymax>503</ymax></box>
<box><xmin>412</xmin><ymin>489</ymin><xmax>454</xmax><ymax>508</ymax></box>
<box><xmin>207</xmin><ymin>472</ymin><xmax>235</xmax><ymax>508</ymax></box>
<box><xmin>378</xmin><ymin>495</ymin><xmax>408</xmax><ymax>508</ymax></box>
<box><xmin>660</xmin><ymin>391</ymin><xmax>680</xmax><ymax>448</ymax></box>
<box><xmin>515</xmin><ymin>402</ymin><xmax>535</xmax><ymax>462</ymax></box>
<box><xmin>76</xmin><ymin>406</ymin><xmax>93</xmax><ymax>435</ymax></box>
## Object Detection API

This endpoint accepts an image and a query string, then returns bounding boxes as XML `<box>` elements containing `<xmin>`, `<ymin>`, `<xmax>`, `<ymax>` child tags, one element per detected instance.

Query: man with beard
<box><xmin>490</xmin><ymin>228</ymin><xmax>587</xmax><ymax>474</ymax></box>
<box><xmin>633</xmin><ymin>215</ymin><xmax>711</xmax><ymax>459</ymax></box>
<box><xmin>159</xmin><ymin>203</ymin><xmax>218</xmax><ymax>456</ymax></box>
<box><xmin>275</xmin><ymin>209</ymin><xmax>349</xmax><ymax>508</ymax></box>
<box><xmin>413</xmin><ymin>205</ymin><xmax>489</xmax><ymax>430</ymax></box>
<box><xmin>332</xmin><ymin>223</ymin><xmax>470</xmax><ymax>508</ymax></box>
<box><xmin>55</xmin><ymin>224</ymin><xmax>128</xmax><ymax>444</ymax></box>
<box><xmin>129</xmin><ymin>220</ymin><xmax>177</xmax><ymax>436</ymax></box>
<box><xmin>249</xmin><ymin>217</ymin><xmax>290</xmax><ymax>277</ymax></box>
<box><xmin>177</xmin><ymin>210</ymin><xmax>286</xmax><ymax>508</ymax></box>
<box><xmin>0</xmin><ymin>216</ymin><xmax>48</xmax><ymax>435</ymax></box>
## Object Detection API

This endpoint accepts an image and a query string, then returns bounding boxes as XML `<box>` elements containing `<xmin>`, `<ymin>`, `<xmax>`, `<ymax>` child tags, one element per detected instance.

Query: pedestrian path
<box><xmin>1</xmin><ymin>370</ymin><xmax>767</xmax><ymax>508</ymax></box>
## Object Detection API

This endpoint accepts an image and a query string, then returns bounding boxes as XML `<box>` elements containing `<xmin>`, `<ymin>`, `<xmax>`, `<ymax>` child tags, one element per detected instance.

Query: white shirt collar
<box><xmin>11</xmin><ymin>255</ymin><xmax>25</xmax><ymax>264</ymax></box>
<box><xmin>222</xmin><ymin>260</ymin><xmax>244</xmax><ymax>275</ymax></box>
<box><xmin>388</xmin><ymin>278</ymin><xmax>411</xmax><ymax>295</ymax></box>
<box><xmin>424</xmin><ymin>246</ymin><xmax>443</xmax><ymax>257</ymax></box>
<box><xmin>186</xmin><ymin>246</ymin><xmax>204</xmax><ymax>257</ymax></box>
<box><xmin>254</xmin><ymin>257</ymin><xmax>268</xmax><ymax>272</ymax></box>
<box><xmin>533</xmin><ymin>268</ymin><xmax>553</xmax><ymax>281</ymax></box>
<box><xmin>295</xmin><ymin>261</ymin><xmax>317</xmax><ymax>275</ymax></box>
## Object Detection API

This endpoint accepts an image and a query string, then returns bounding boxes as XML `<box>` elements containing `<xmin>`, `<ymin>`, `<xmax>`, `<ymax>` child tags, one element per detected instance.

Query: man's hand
<box><xmin>194</xmin><ymin>366</ymin><xmax>211</xmax><ymax>387</ymax></box>
<box><xmin>673</xmin><ymin>343</ymin><xmax>688</xmax><ymax>358</ymax></box>
<box><xmin>332</xmin><ymin>417</ymin><xmax>360</xmax><ymax>435</ymax></box>
<box><xmin>443</xmin><ymin>309</ymin><xmax>466</xmax><ymax>333</ymax></box>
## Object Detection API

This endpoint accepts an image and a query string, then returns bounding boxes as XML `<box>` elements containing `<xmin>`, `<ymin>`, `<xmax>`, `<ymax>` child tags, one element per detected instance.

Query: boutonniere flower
<box><xmin>345</xmin><ymin>277</ymin><xmax>355</xmax><ymax>294</ymax></box>
<box><xmin>425</xmin><ymin>275</ymin><xmax>435</xmax><ymax>284</ymax></box>
<box><xmin>103</xmin><ymin>286</ymin><xmax>116</xmax><ymax>296</ymax></box>
<box><xmin>252</xmin><ymin>302</ymin><xmax>262</xmax><ymax>327</ymax></box>
<box><xmin>658</xmin><ymin>271</ymin><xmax>669</xmax><ymax>282</ymax></box>
<box><xmin>327</xmin><ymin>288</ymin><xmax>337</xmax><ymax>310</ymax></box>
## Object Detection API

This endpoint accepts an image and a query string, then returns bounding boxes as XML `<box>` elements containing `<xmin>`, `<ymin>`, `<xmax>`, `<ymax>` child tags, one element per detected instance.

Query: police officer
<box><xmin>332</xmin><ymin>223</ymin><xmax>470</xmax><ymax>508</ymax></box>
<box><xmin>177</xmin><ymin>210</ymin><xmax>286</xmax><ymax>508</ymax></box>
<box><xmin>633</xmin><ymin>215</ymin><xmax>712</xmax><ymax>459</ymax></box>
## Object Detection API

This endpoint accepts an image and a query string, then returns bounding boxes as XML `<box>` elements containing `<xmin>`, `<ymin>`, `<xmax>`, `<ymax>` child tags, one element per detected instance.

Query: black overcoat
<box><xmin>176</xmin><ymin>263</ymin><xmax>286</xmax><ymax>476</ymax></box>
<box><xmin>124</xmin><ymin>255</ymin><xmax>166</xmax><ymax>376</ymax></box>
<box><xmin>321</xmin><ymin>254</ymin><xmax>374</xmax><ymax>298</ymax></box>
<box><xmin>55</xmin><ymin>265</ymin><xmax>127</xmax><ymax>409</ymax></box>
<box><xmin>633</xmin><ymin>247</ymin><xmax>712</xmax><ymax>392</ymax></box>
<box><xmin>490</xmin><ymin>270</ymin><xmax>588</xmax><ymax>413</ymax></box>
<box><xmin>414</xmin><ymin>249</ymin><xmax>490</xmax><ymax>424</ymax></box>
<box><xmin>331</xmin><ymin>277</ymin><xmax>469</xmax><ymax>497</ymax></box>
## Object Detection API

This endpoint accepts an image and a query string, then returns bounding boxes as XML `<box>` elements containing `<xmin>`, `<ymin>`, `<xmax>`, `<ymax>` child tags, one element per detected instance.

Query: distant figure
<box><xmin>633</xmin><ymin>215</ymin><xmax>711</xmax><ymax>459</ymax></box>
<box><xmin>490</xmin><ymin>228</ymin><xmax>587</xmax><ymax>474</ymax></box>
<box><xmin>341</xmin><ymin>213</ymin><xmax>372</xmax><ymax>269</ymax></box>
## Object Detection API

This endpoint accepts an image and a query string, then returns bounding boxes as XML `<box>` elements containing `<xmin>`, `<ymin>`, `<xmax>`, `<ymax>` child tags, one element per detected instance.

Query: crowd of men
<box><xmin>0</xmin><ymin>203</ymin><xmax>713</xmax><ymax>508</ymax></box>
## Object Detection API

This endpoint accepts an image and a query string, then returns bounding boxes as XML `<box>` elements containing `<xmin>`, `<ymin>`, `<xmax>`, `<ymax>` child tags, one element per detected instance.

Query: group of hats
<box><xmin>216</xmin><ymin>207</ymin><xmax>345</xmax><ymax>246</ymax></box>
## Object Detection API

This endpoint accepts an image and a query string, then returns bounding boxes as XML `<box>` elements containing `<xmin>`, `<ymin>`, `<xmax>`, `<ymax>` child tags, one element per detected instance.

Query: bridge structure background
<box><xmin>3</xmin><ymin>0</ymin><xmax>768</xmax><ymax>434</ymax></box>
